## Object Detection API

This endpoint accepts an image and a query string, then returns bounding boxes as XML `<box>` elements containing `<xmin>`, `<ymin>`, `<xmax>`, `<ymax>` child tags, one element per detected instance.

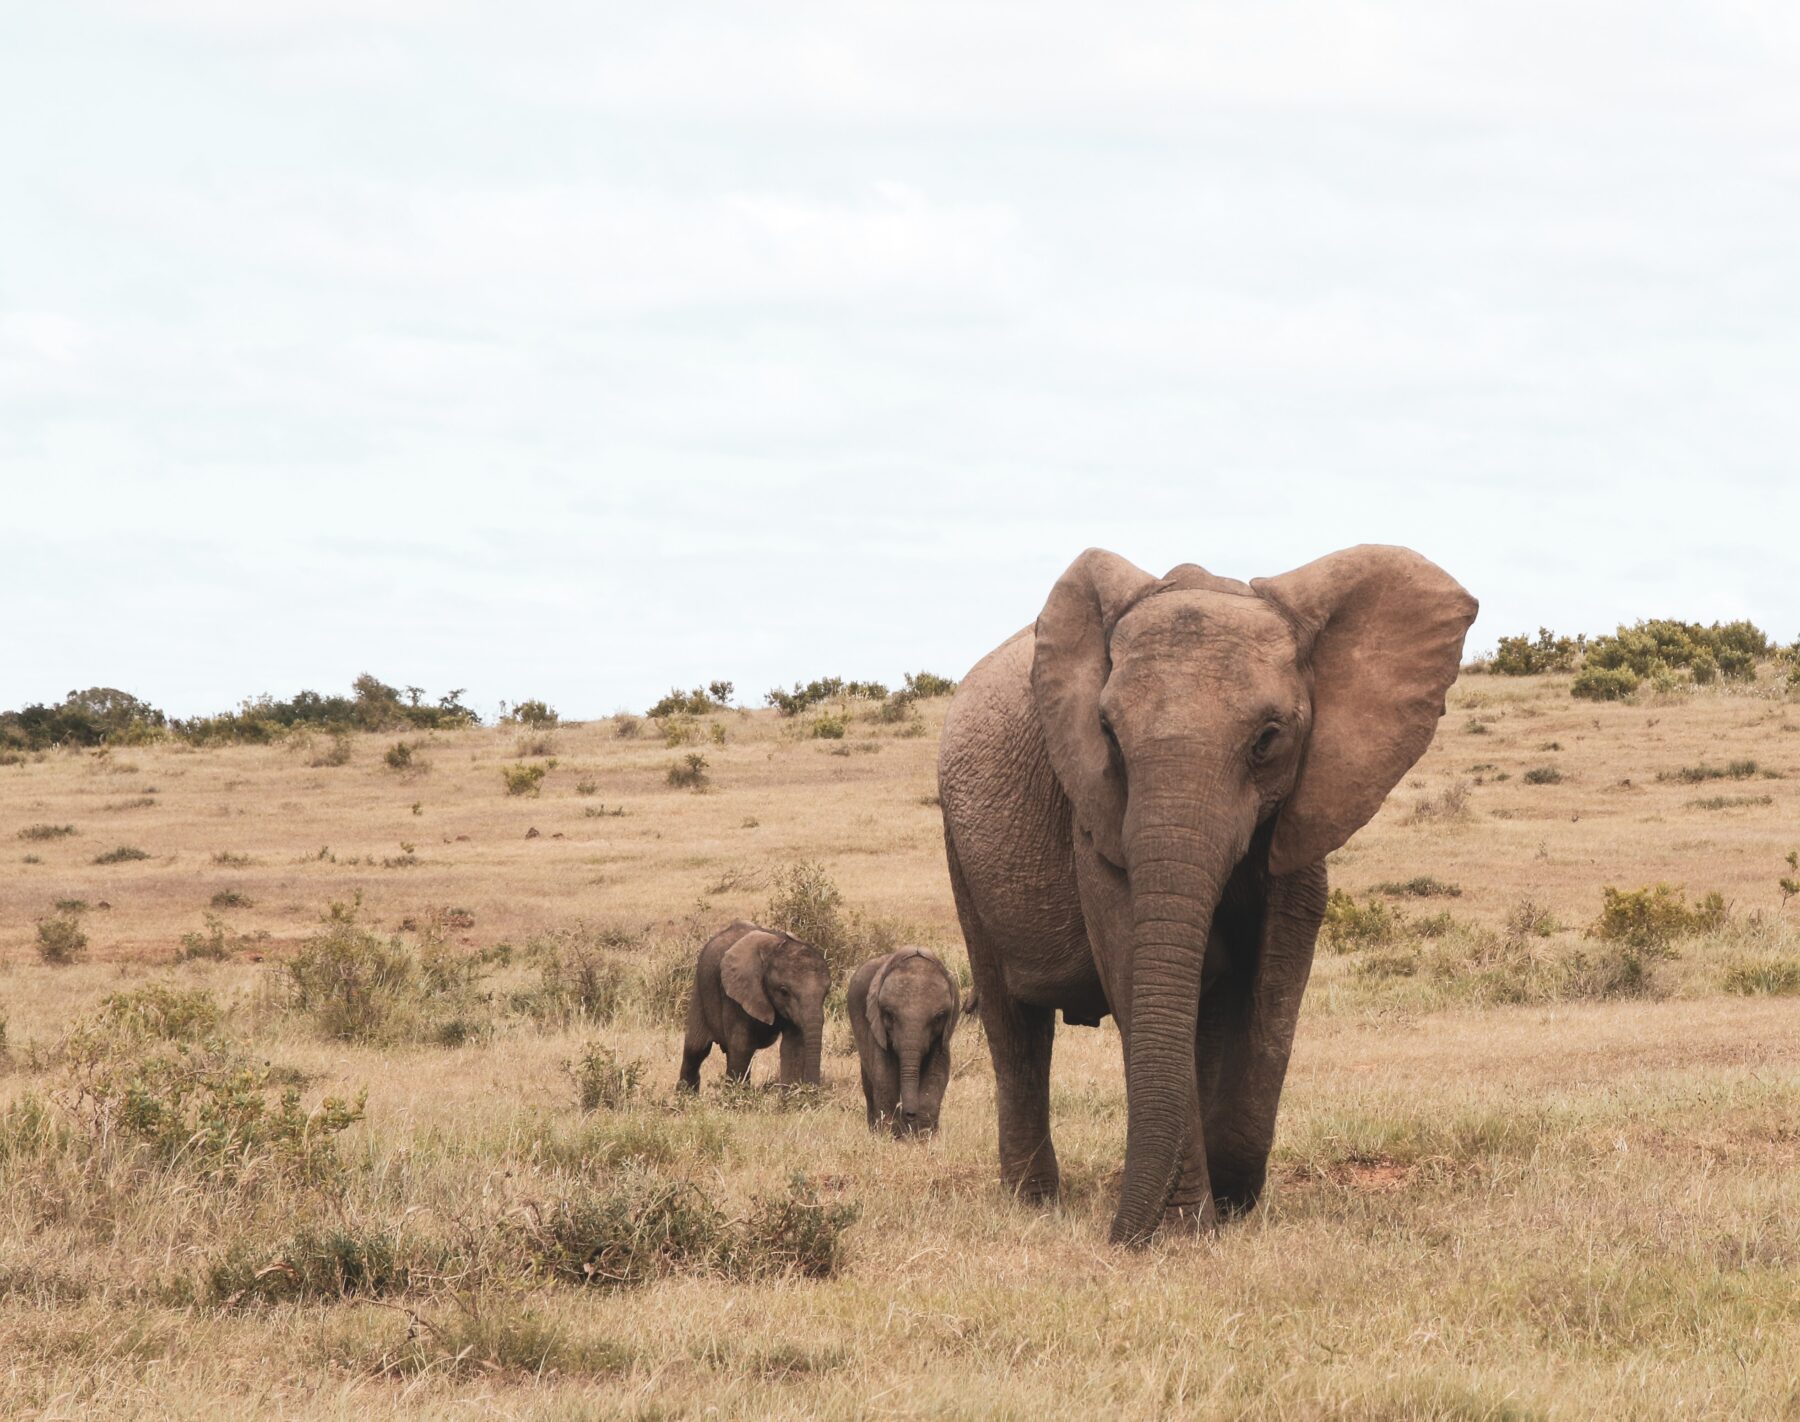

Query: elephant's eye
<box><xmin>1252</xmin><ymin>723</ymin><xmax>1281</xmax><ymax>761</ymax></box>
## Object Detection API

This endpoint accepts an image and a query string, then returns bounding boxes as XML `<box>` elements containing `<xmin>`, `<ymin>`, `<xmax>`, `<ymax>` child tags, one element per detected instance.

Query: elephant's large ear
<box><xmin>936</xmin><ymin>955</ymin><xmax>961</xmax><ymax>1042</ymax></box>
<box><xmin>1253</xmin><ymin>546</ymin><xmax>1478</xmax><ymax>878</ymax></box>
<box><xmin>721</xmin><ymin>929</ymin><xmax>781</xmax><ymax>1025</ymax></box>
<box><xmin>864</xmin><ymin>955</ymin><xmax>897</xmax><ymax>1050</ymax></box>
<box><xmin>1031</xmin><ymin>548</ymin><xmax>1159</xmax><ymax>867</ymax></box>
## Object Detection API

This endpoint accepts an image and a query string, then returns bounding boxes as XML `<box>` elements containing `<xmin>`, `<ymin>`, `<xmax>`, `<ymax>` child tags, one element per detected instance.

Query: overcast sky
<box><xmin>4</xmin><ymin>2</ymin><xmax>1798</xmax><ymax>719</ymax></box>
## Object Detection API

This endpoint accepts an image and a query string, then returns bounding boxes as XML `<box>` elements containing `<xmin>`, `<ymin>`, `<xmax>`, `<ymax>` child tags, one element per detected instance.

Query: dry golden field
<box><xmin>3</xmin><ymin>674</ymin><xmax>1799</xmax><ymax>1420</ymax></box>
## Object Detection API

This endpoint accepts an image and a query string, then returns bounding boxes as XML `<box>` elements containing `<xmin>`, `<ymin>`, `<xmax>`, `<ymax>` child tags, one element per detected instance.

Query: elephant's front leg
<box><xmin>1201</xmin><ymin>862</ymin><xmax>1326</xmax><ymax>1214</ymax></box>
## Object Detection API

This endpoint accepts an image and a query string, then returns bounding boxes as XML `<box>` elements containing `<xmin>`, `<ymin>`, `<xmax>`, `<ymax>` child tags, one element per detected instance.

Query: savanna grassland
<box><xmin>3</xmin><ymin>674</ymin><xmax>1799</xmax><ymax>1421</ymax></box>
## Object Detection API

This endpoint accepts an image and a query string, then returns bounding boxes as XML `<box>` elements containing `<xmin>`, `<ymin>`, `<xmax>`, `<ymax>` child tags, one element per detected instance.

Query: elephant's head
<box><xmin>1032</xmin><ymin>545</ymin><xmax>1477</xmax><ymax>1243</ymax></box>
<box><xmin>865</xmin><ymin>948</ymin><xmax>960</xmax><ymax>1135</ymax></box>
<box><xmin>721</xmin><ymin>929</ymin><xmax>831</xmax><ymax>1085</ymax></box>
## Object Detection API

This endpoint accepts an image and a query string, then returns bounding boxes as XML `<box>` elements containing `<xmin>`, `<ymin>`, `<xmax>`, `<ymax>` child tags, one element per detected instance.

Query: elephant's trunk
<box><xmin>897</xmin><ymin>1049</ymin><xmax>924</xmax><ymax>1127</ymax></box>
<box><xmin>1110</xmin><ymin>783</ymin><xmax>1234</xmax><ymax>1247</ymax></box>
<box><xmin>801</xmin><ymin>1006</ymin><xmax>824</xmax><ymax>1086</ymax></box>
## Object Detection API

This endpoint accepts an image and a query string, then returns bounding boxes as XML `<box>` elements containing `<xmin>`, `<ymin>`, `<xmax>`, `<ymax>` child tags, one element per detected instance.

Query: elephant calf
<box><xmin>847</xmin><ymin>947</ymin><xmax>961</xmax><ymax>1135</ymax></box>
<box><xmin>678</xmin><ymin>921</ymin><xmax>830</xmax><ymax>1091</ymax></box>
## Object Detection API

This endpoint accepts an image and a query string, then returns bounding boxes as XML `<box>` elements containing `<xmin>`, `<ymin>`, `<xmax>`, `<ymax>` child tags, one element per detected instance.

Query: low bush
<box><xmin>1588</xmin><ymin>884</ymin><xmax>1727</xmax><ymax>948</ymax></box>
<box><xmin>569</xmin><ymin>1044</ymin><xmax>644</xmax><ymax>1112</ymax></box>
<box><xmin>18</xmin><ymin>823</ymin><xmax>76</xmax><ymax>842</ymax></box>
<box><xmin>93</xmin><ymin>845</ymin><xmax>150</xmax><ymax>864</ymax></box>
<box><xmin>211</xmin><ymin>889</ymin><xmax>253</xmax><ymax>909</ymax></box>
<box><xmin>281</xmin><ymin>895</ymin><xmax>492</xmax><ymax>1045</ymax></box>
<box><xmin>519</xmin><ymin>1171</ymin><xmax>855</xmax><ymax>1289</ymax></box>
<box><xmin>1571</xmin><ymin>666</ymin><xmax>1640</xmax><ymax>701</ymax></box>
<box><xmin>1491</xmin><ymin>628</ymin><xmax>1585</xmax><ymax>675</ymax></box>
<box><xmin>60</xmin><ymin>998</ymin><xmax>364</xmax><ymax>1184</ymax></box>
<box><xmin>1658</xmin><ymin>760</ymin><xmax>1761</xmax><ymax>784</ymax></box>
<box><xmin>666</xmin><ymin>754</ymin><xmax>710</xmax><ymax>790</ymax></box>
<box><xmin>506</xmin><ymin>699</ymin><xmax>559</xmax><ymax>727</ymax></box>
<box><xmin>207</xmin><ymin>1226</ymin><xmax>417</xmax><ymax>1307</ymax></box>
<box><xmin>502</xmin><ymin>761</ymin><xmax>554</xmax><ymax>796</ymax></box>
<box><xmin>1522</xmin><ymin>766</ymin><xmax>1564</xmax><ymax>785</ymax></box>
<box><xmin>1321</xmin><ymin>890</ymin><xmax>1405</xmax><ymax>950</ymax></box>
<box><xmin>1372</xmin><ymin>877</ymin><xmax>1463</xmax><ymax>899</ymax></box>
<box><xmin>1721</xmin><ymin>957</ymin><xmax>1800</xmax><ymax>996</ymax></box>
<box><xmin>765</xmin><ymin>678</ymin><xmax>888</xmax><ymax>717</ymax></box>
<box><xmin>648</xmin><ymin>684</ymin><xmax>733</xmax><ymax>718</ymax></box>
<box><xmin>613</xmin><ymin>714</ymin><xmax>641</xmax><ymax>739</ymax></box>
<box><xmin>902</xmin><ymin>671</ymin><xmax>957</xmax><ymax>699</ymax></box>
<box><xmin>1403</xmin><ymin>780</ymin><xmax>1472</xmax><ymax>825</ymax></box>
<box><xmin>1687</xmin><ymin>794</ymin><xmax>1773</xmax><ymax>810</ymax></box>
<box><xmin>810</xmin><ymin>714</ymin><xmax>848</xmax><ymax>740</ymax></box>
<box><xmin>35</xmin><ymin>912</ymin><xmax>88</xmax><ymax>965</ymax></box>
<box><xmin>384</xmin><ymin>740</ymin><xmax>425</xmax><ymax>774</ymax></box>
<box><xmin>1584</xmin><ymin>618</ymin><xmax>1770</xmax><ymax>684</ymax></box>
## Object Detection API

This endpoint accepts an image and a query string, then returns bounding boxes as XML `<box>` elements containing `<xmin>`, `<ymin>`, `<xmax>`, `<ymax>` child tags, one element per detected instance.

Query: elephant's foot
<box><xmin>1002</xmin><ymin>1160</ymin><xmax>1061</xmax><ymax>1206</ymax></box>
<box><xmin>1208</xmin><ymin>1161</ymin><xmax>1268</xmax><ymax>1219</ymax></box>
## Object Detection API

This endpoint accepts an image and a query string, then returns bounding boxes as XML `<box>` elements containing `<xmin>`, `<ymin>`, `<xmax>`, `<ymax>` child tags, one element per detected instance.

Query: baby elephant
<box><xmin>848</xmin><ymin>947</ymin><xmax>960</xmax><ymax>1135</ymax></box>
<box><xmin>678</xmin><ymin>921</ymin><xmax>830</xmax><ymax>1091</ymax></box>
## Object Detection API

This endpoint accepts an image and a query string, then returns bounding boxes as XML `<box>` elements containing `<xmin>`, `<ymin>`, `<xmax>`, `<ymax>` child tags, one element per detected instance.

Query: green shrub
<box><xmin>383</xmin><ymin>740</ymin><xmax>424</xmax><ymax>773</ymax></box>
<box><xmin>765</xmin><ymin>678</ymin><xmax>887</xmax><ymax>716</ymax></box>
<box><xmin>576</xmin><ymin>779</ymin><xmax>599</xmax><ymax>796</ymax></box>
<box><xmin>647</xmin><ymin>685</ymin><xmax>730</xmax><ymax>717</ymax></box>
<box><xmin>503</xmin><ymin>760</ymin><xmax>554</xmax><ymax>796</ymax></box>
<box><xmin>1781</xmin><ymin>850</ymin><xmax>1798</xmax><ymax>907</ymax></box>
<box><xmin>1321</xmin><ymin>890</ymin><xmax>1404</xmax><ymax>950</ymax></box>
<box><xmin>18</xmin><ymin>823</ymin><xmax>76</xmax><ymax>841</ymax></box>
<box><xmin>61</xmin><ymin>1015</ymin><xmax>363</xmax><ymax>1184</ymax></box>
<box><xmin>903</xmin><ymin>671</ymin><xmax>957</xmax><ymax>699</ymax></box>
<box><xmin>519</xmin><ymin>1171</ymin><xmax>855</xmax><ymax>1289</ymax></box>
<box><xmin>666</xmin><ymin>753</ymin><xmax>710</xmax><ymax>790</ymax></box>
<box><xmin>810</xmin><ymin>714</ymin><xmax>848</xmax><ymax>740</ymax></box>
<box><xmin>1372</xmin><ymin>877</ymin><xmax>1463</xmax><ymax>899</ymax></box>
<box><xmin>35</xmin><ymin>913</ymin><xmax>88</xmax><ymax>965</ymax></box>
<box><xmin>89</xmin><ymin>985</ymin><xmax>222</xmax><ymax>1041</ymax></box>
<box><xmin>1571</xmin><ymin>666</ymin><xmax>1640</xmax><ymax>701</ymax></box>
<box><xmin>569</xmin><ymin>1044</ymin><xmax>644</xmax><ymax>1112</ymax></box>
<box><xmin>1721</xmin><ymin>958</ymin><xmax>1800</xmax><ymax>996</ymax></box>
<box><xmin>507</xmin><ymin>699</ymin><xmax>559</xmax><ymax>727</ymax></box>
<box><xmin>0</xmin><ymin>687</ymin><xmax>168</xmax><ymax>752</ymax></box>
<box><xmin>1588</xmin><ymin>884</ymin><xmax>1726</xmax><ymax>948</ymax></box>
<box><xmin>93</xmin><ymin>844</ymin><xmax>150</xmax><ymax>864</ymax></box>
<box><xmin>1687</xmin><ymin>794</ymin><xmax>1773</xmax><ymax>810</ymax></box>
<box><xmin>1403</xmin><ymin>780</ymin><xmax>1472</xmax><ymax>825</ymax></box>
<box><xmin>282</xmin><ymin>896</ymin><xmax>419</xmax><ymax>1042</ymax></box>
<box><xmin>657</xmin><ymin>714</ymin><xmax>699</xmax><ymax>747</ymax></box>
<box><xmin>1658</xmin><ymin>760</ymin><xmax>1760</xmax><ymax>784</ymax></box>
<box><xmin>1522</xmin><ymin>766</ymin><xmax>1564</xmax><ymax>785</ymax></box>
<box><xmin>525</xmin><ymin>934</ymin><xmax>632</xmax><ymax>1026</ymax></box>
<box><xmin>1491</xmin><ymin>628</ymin><xmax>1585</xmax><ymax>675</ymax></box>
<box><xmin>207</xmin><ymin>1226</ymin><xmax>416</xmax><ymax>1306</ymax></box>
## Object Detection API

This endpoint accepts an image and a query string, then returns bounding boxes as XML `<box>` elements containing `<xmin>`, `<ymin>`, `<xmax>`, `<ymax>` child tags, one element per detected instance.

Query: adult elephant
<box><xmin>937</xmin><ymin>545</ymin><xmax>1476</xmax><ymax>1245</ymax></box>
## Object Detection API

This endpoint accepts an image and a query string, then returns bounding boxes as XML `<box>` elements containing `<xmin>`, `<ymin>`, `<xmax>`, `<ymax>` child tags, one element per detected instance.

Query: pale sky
<box><xmin>4</xmin><ymin>2</ymin><xmax>1797</xmax><ymax>719</ymax></box>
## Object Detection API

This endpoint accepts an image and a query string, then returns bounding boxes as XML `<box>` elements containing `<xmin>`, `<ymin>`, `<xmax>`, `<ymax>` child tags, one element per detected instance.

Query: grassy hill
<box><xmin>3</xmin><ymin>674</ymin><xmax>1797</xmax><ymax>1419</ymax></box>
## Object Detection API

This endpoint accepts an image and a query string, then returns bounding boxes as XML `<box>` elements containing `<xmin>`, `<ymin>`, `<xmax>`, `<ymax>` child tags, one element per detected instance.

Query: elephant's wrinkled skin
<box><xmin>677</xmin><ymin>921</ymin><xmax>830</xmax><ymax>1090</ymax></box>
<box><xmin>937</xmin><ymin>545</ymin><xmax>1477</xmax><ymax>1245</ymax></box>
<box><xmin>848</xmin><ymin>947</ymin><xmax>960</xmax><ymax>1135</ymax></box>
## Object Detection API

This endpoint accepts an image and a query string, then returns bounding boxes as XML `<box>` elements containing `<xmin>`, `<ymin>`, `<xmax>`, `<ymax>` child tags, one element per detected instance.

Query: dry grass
<box><xmin>3</xmin><ymin>676</ymin><xmax>1799</xmax><ymax>1419</ymax></box>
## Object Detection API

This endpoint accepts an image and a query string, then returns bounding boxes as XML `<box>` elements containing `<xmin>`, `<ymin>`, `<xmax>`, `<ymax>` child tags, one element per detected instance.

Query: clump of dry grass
<box><xmin>1403</xmin><ymin>777</ymin><xmax>1472</xmax><ymax>825</ymax></box>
